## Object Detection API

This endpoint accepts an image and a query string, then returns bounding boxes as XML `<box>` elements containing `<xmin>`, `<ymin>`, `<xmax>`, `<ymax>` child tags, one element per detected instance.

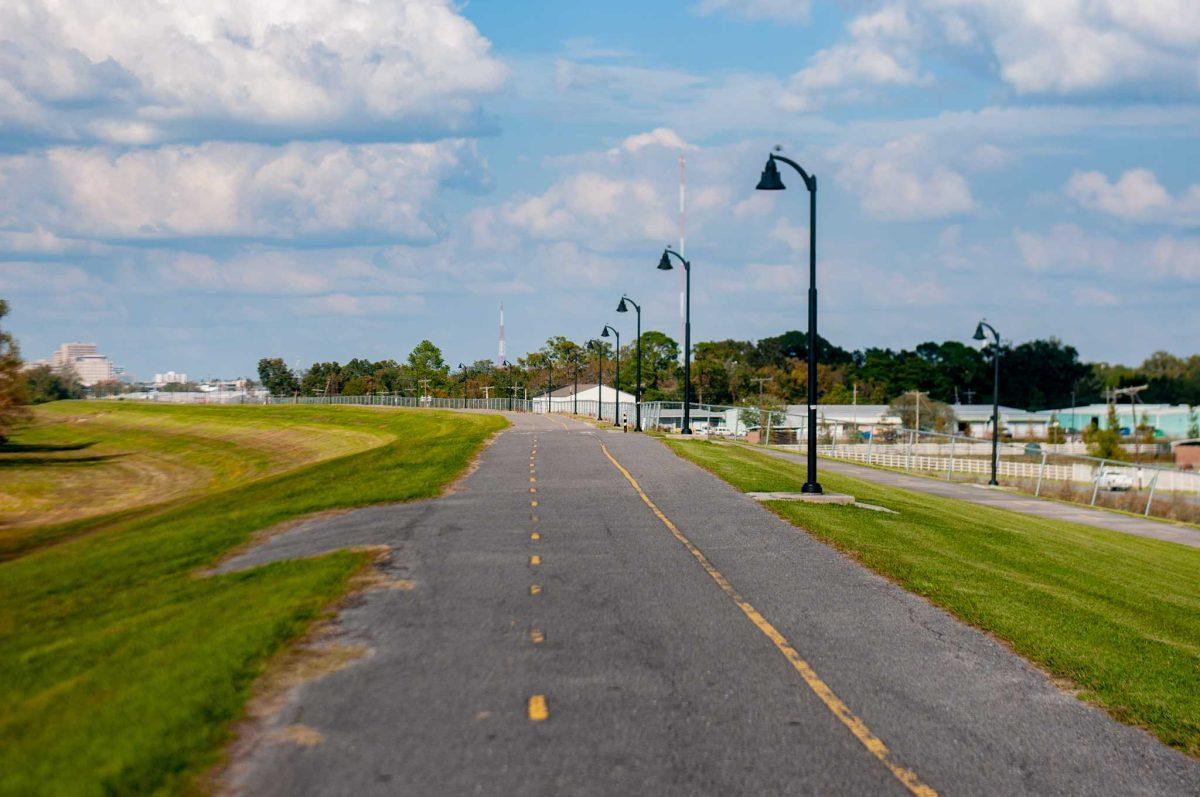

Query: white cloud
<box><xmin>1065</xmin><ymin>168</ymin><xmax>1200</xmax><ymax>224</ymax></box>
<box><xmin>1073</xmin><ymin>287</ymin><xmax>1120</xmax><ymax>306</ymax></box>
<box><xmin>611</xmin><ymin>128</ymin><xmax>695</xmax><ymax>155</ymax></box>
<box><xmin>0</xmin><ymin>262</ymin><xmax>93</xmax><ymax>294</ymax></box>
<box><xmin>829</xmin><ymin>135</ymin><xmax>975</xmax><ymax>221</ymax></box>
<box><xmin>774</xmin><ymin>0</ymin><xmax>1200</xmax><ymax>110</ymax></box>
<box><xmin>297</xmin><ymin>294</ymin><xmax>419</xmax><ymax>317</ymax></box>
<box><xmin>0</xmin><ymin>0</ymin><xmax>507</xmax><ymax>144</ymax></box>
<box><xmin>0</xmin><ymin>140</ymin><xmax>481</xmax><ymax>242</ymax></box>
<box><xmin>1015</xmin><ymin>224</ymin><xmax>1200</xmax><ymax>280</ymax></box>
<box><xmin>473</xmin><ymin>172</ymin><xmax>676</xmax><ymax>250</ymax></box>
<box><xmin>782</xmin><ymin>5</ymin><xmax>927</xmax><ymax>112</ymax></box>
<box><xmin>693</xmin><ymin>0</ymin><xmax>810</xmax><ymax>23</ymax></box>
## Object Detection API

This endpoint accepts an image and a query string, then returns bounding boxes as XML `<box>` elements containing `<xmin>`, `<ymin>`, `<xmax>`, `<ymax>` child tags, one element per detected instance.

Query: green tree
<box><xmin>25</xmin><ymin>364</ymin><xmax>84</xmax><ymax>403</ymax></box>
<box><xmin>887</xmin><ymin>392</ymin><xmax>956</xmax><ymax>432</ymax></box>
<box><xmin>1187</xmin><ymin>406</ymin><xmax>1199</xmax><ymax>439</ymax></box>
<box><xmin>1085</xmin><ymin>404</ymin><xmax>1126</xmax><ymax>461</ymax></box>
<box><xmin>301</xmin><ymin>362</ymin><xmax>343</xmax><ymax>396</ymax></box>
<box><xmin>0</xmin><ymin>299</ymin><xmax>30</xmax><ymax>441</ymax></box>
<box><xmin>636</xmin><ymin>331</ymin><xmax>680</xmax><ymax>399</ymax></box>
<box><xmin>257</xmin><ymin>358</ymin><xmax>299</xmax><ymax>396</ymax></box>
<box><xmin>407</xmin><ymin>340</ymin><xmax>449</xmax><ymax>392</ymax></box>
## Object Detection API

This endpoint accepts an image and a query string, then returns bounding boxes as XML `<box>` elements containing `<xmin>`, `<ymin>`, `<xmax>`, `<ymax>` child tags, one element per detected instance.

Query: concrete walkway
<box><xmin>755</xmin><ymin>446</ymin><xmax>1200</xmax><ymax>548</ymax></box>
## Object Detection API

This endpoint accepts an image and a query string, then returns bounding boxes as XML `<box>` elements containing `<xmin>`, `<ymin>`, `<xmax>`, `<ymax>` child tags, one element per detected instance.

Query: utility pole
<box><xmin>751</xmin><ymin>376</ymin><xmax>773</xmax><ymax>444</ymax></box>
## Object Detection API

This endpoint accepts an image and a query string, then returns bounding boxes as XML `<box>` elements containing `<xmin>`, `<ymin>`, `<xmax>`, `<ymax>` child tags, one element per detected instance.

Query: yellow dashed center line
<box><xmin>531</xmin><ymin>531</ymin><xmax>540</xmax><ymax>540</ymax></box>
<box><xmin>530</xmin><ymin>555</ymin><xmax>541</xmax><ymax>566</ymax></box>
<box><xmin>598</xmin><ymin>442</ymin><xmax>938</xmax><ymax>797</ymax></box>
<box><xmin>528</xmin><ymin>694</ymin><xmax>549</xmax><ymax>721</ymax></box>
<box><xmin>530</xmin><ymin>500</ymin><xmax>538</xmax><ymax>508</ymax></box>
<box><xmin>530</xmin><ymin>629</ymin><xmax>545</xmax><ymax>644</ymax></box>
<box><xmin>530</xmin><ymin>584</ymin><xmax>541</xmax><ymax>596</ymax></box>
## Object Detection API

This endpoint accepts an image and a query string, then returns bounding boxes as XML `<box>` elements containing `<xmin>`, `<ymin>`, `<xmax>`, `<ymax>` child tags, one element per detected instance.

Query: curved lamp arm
<box><xmin>662</xmin><ymin>248</ymin><xmax>690</xmax><ymax>270</ymax></box>
<box><xmin>976</xmin><ymin>320</ymin><xmax>1000</xmax><ymax>345</ymax></box>
<box><xmin>770</xmin><ymin>154</ymin><xmax>816</xmax><ymax>192</ymax></box>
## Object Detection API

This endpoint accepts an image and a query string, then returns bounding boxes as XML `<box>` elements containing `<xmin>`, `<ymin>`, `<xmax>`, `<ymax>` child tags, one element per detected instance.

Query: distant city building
<box><xmin>51</xmin><ymin>342</ymin><xmax>98</xmax><ymax>369</ymax></box>
<box><xmin>154</xmin><ymin>371</ymin><xmax>188</xmax><ymax>386</ymax></box>
<box><xmin>49</xmin><ymin>342</ymin><xmax>117</xmax><ymax>386</ymax></box>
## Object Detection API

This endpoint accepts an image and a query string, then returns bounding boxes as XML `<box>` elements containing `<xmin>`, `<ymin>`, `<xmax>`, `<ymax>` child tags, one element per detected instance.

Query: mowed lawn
<box><xmin>665</xmin><ymin>439</ymin><xmax>1200</xmax><ymax>758</ymax></box>
<box><xmin>0</xmin><ymin>402</ymin><xmax>506</xmax><ymax>795</ymax></box>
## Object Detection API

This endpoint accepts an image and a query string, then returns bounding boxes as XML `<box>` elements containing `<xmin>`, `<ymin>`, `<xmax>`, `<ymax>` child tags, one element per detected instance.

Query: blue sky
<box><xmin>2</xmin><ymin>0</ymin><xmax>1198</xmax><ymax>379</ymax></box>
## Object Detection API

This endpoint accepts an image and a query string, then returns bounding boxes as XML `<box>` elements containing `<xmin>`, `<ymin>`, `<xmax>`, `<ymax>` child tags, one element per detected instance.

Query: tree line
<box><xmin>258</xmin><ymin>328</ymin><xmax>1200</xmax><ymax>413</ymax></box>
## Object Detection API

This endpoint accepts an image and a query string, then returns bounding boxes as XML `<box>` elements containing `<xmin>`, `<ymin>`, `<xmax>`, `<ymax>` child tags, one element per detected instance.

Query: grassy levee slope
<box><xmin>0</xmin><ymin>402</ymin><xmax>506</xmax><ymax>796</ymax></box>
<box><xmin>1</xmin><ymin>403</ymin><xmax>394</xmax><ymax>560</ymax></box>
<box><xmin>666</xmin><ymin>439</ymin><xmax>1200</xmax><ymax>758</ymax></box>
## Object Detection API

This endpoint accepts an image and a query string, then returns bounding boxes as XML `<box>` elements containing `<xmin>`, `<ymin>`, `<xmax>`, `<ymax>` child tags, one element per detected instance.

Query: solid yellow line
<box><xmin>598</xmin><ymin>443</ymin><xmax>937</xmax><ymax>797</ymax></box>
<box><xmin>528</xmin><ymin>694</ymin><xmax>549</xmax><ymax>721</ymax></box>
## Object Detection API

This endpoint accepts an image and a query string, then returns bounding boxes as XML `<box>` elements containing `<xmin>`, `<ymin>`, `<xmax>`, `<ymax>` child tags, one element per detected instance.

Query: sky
<box><xmin>1</xmin><ymin>0</ymin><xmax>1198</xmax><ymax>380</ymax></box>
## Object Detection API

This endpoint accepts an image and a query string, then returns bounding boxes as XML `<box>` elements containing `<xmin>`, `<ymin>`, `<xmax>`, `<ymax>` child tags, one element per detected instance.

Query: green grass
<box><xmin>0</xmin><ymin>402</ymin><xmax>505</xmax><ymax>796</ymax></box>
<box><xmin>665</xmin><ymin>438</ymin><xmax>1200</xmax><ymax>757</ymax></box>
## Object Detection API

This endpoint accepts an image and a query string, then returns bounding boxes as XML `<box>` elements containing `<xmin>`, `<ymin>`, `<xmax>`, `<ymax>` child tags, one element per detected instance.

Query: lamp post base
<box><xmin>801</xmin><ymin>482</ymin><xmax>824</xmax><ymax>495</ymax></box>
<box><xmin>681</xmin><ymin>427</ymin><xmax>692</xmax><ymax>435</ymax></box>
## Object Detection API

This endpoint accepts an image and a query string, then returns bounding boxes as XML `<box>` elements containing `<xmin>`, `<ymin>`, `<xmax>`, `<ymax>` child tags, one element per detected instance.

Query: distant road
<box><xmin>221</xmin><ymin>413</ymin><xmax>1199</xmax><ymax>795</ymax></box>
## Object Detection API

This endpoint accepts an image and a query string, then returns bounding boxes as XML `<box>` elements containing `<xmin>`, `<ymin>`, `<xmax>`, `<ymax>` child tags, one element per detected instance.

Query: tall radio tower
<box><xmin>496</xmin><ymin>302</ymin><xmax>506</xmax><ymax>367</ymax></box>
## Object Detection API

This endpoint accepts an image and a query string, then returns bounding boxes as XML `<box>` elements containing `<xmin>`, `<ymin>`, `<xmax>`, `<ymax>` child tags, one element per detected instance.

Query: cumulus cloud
<box><xmin>611</xmin><ymin>128</ymin><xmax>696</xmax><ymax>155</ymax></box>
<box><xmin>0</xmin><ymin>140</ymin><xmax>482</xmax><ymax>242</ymax></box>
<box><xmin>472</xmin><ymin>172</ymin><xmax>676</xmax><ymax>250</ymax></box>
<box><xmin>693</xmin><ymin>0</ymin><xmax>810</xmax><ymax>23</ymax></box>
<box><xmin>829</xmin><ymin>135</ymin><xmax>975</xmax><ymax>221</ymax></box>
<box><xmin>775</xmin><ymin>0</ymin><xmax>1200</xmax><ymax>110</ymax></box>
<box><xmin>0</xmin><ymin>0</ymin><xmax>507</xmax><ymax>145</ymax></box>
<box><xmin>1015</xmin><ymin>224</ymin><xmax>1200</xmax><ymax>281</ymax></box>
<box><xmin>1065</xmin><ymin>168</ymin><xmax>1200</xmax><ymax>224</ymax></box>
<box><xmin>782</xmin><ymin>5</ymin><xmax>928</xmax><ymax>112</ymax></box>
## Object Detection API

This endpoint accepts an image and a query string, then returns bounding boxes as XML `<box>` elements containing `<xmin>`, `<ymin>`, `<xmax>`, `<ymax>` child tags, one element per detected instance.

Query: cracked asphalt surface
<box><xmin>220</xmin><ymin>412</ymin><xmax>1200</xmax><ymax>796</ymax></box>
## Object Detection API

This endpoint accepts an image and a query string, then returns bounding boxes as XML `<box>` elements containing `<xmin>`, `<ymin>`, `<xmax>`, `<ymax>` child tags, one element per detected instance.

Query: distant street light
<box><xmin>656</xmin><ymin>248</ymin><xmax>692</xmax><ymax>434</ymax></box>
<box><xmin>973</xmin><ymin>319</ymin><xmax>1001</xmax><ymax>486</ymax></box>
<box><xmin>616</xmin><ymin>295</ymin><xmax>642</xmax><ymax>431</ymax></box>
<box><xmin>601</xmin><ymin>324</ymin><xmax>620</xmax><ymax>427</ymax></box>
<box><xmin>757</xmin><ymin>150</ymin><xmax>822</xmax><ymax>493</ymax></box>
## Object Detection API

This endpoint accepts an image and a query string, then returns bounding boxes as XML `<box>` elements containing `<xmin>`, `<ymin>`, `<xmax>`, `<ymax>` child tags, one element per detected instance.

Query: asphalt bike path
<box><xmin>219</xmin><ymin>413</ymin><xmax>1200</xmax><ymax>795</ymax></box>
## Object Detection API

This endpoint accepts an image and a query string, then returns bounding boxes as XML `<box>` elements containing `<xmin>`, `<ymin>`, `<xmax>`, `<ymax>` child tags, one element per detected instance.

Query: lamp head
<box><xmin>601</xmin><ymin>327</ymin><xmax>610</xmax><ymax>338</ymax></box>
<box><xmin>973</xmin><ymin>322</ymin><xmax>986</xmax><ymax>342</ymax></box>
<box><xmin>756</xmin><ymin>156</ymin><xmax>785</xmax><ymax>191</ymax></box>
<box><xmin>657</xmin><ymin>250</ymin><xmax>673</xmax><ymax>270</ymax></box>
<box><xmin>616</xmin><ymin>297</ymin><xmax>629</xmax><ymax>313</ymax></box>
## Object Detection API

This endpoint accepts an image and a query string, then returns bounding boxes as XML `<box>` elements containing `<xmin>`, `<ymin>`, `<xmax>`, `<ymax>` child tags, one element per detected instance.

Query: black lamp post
<box><xmin>545</xmin><ymin>355</ymin><xmax>554</xmax><ymax>414</ymax></box>
<box><xmin>601</xmin><ymin>324</ymin><xmax>620</xmax><ymax>427</ymax></box>
<box><xmin>757</xmin><ymin>151</ymin><xmax>822</xmax><ymax>493</ymax></box>
<box><xmin>973</xmin><ymin>319</ymin><xmax>1001</xmax><ymax>486</ymax></box>
<box><xmin>616</xmin><ymin>295</ymin><xmax>642</xmax><ymax>431</ymax></box>
<box><xmin>657</xmin><ymin>248</ymin><xmax>692</xmax><ymax>434</ymax></box>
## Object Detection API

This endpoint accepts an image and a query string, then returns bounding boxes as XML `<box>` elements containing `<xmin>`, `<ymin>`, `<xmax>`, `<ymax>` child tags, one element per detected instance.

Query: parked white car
<box><xmin>1095</xmin><ymin>470</ymin><xmax>1135</xmax><ymax>491</ymax></box>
